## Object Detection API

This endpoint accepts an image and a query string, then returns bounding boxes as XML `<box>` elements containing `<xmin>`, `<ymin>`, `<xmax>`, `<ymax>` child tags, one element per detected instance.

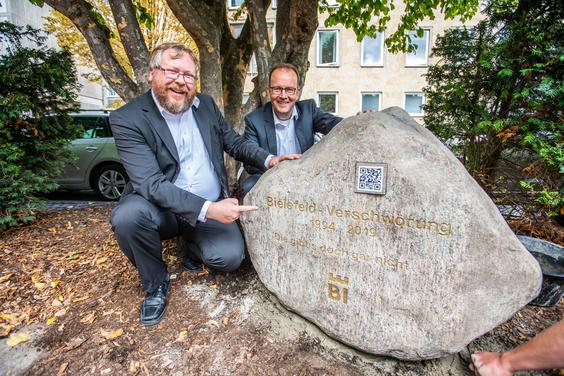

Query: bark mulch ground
<box><xmin>0</xmin><ymin>206</ymin><xmax>562</xmax><ymax>375</ymax></box>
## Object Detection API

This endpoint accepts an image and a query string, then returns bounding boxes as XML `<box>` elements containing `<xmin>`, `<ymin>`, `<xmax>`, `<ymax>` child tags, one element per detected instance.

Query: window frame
<box><xmin>360</xmin><ymin>32</ymin><xmax>384</xmax><ymax>67</ymax></box>
<box><xmin>316</xmin><ymin>29</ymin><xmax>340</xmax><ymax>67</ymax></box>
<box><xmin>227</xmin><ymin>0</ymin><xmax>244</xmax><ymax>10</ymax></box>
<box><xmin>404</xmin><ymin>29</ymin><xmax>431</xmax><ymax>67</ymax></box>
<box><xmin>317</xmin><ymin>91</ymin><xmax>339</xmax><ymax>115</ymax></box>
<box><xmin>360</xmin><ymin>92</ymin><xmax>382</xmax><ymax>112</ymax></box>
<box><xmin>404</xmin><ymin>92</ymin><xmax>425</xmax><ymax>116</ymax></box>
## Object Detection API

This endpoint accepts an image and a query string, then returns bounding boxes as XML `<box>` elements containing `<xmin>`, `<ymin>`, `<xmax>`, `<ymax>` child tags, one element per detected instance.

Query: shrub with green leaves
<box><xmin>424</xmin><ymin>0</ymin><xmax>563</xmax><ymax>220</ymax></box>
<box><xmin>0</xmin><ymin>21</ymin><xmax>80</xmax><ymax>231</ymax></box>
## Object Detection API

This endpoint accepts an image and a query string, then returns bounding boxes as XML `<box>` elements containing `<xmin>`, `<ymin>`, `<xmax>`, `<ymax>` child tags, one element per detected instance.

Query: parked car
<box><xmin>56</xmin><ymin>111</ymin><xmax>128</xmax><ymax>200</ymax></box>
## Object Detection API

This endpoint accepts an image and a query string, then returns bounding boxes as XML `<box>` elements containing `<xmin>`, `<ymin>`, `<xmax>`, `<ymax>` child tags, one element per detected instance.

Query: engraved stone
<box><xmin>241</xmin><ymin>107</ymin><xmax>542</xmax><ymax>360</ymax></box>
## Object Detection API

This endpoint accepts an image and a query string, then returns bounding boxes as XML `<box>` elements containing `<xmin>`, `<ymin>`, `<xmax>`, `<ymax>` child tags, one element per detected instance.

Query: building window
<box><xmin>317</xmin><ymin>92</ymin><xmax>338</xmax><ymax>114</ymax></box>
<box><xmin>271</xmin><ymin>0</ymin><xmax>277</xmax><ymax>8</ymax></box>
<box><xmin>404</xmin><ymin>93</ymin><xmax>424</xmax><ymax>115</ymax></box>
<box><xmin>405</xmin><ymin>29</ymin><xmax>430</xmax><ymax>66</ymax></box>
<box><xmin>227</xmin><ymin>0</ymin><xmax>243</xmax><ymax>9</ymax></box>
<box><xmin>361</xmin><ymin>92</ymin><xmax>381</xmax><ymax>111</ymax></box>
<box><xmin>361</xmin><ymin>33</ymin><xmax>384</xmax><ymax>66</ymax></box>
<box><xmin>317</xmin><ymin>30</ymin><xmax>339</xmax><ymax>66</ymax></box>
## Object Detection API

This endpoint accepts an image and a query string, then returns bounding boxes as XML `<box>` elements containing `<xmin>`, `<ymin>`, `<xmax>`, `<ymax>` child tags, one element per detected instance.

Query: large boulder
<box><xmin>241</xmin><ymin>107</ymin><xmax>542</xmax><ymax>360</ymax></box>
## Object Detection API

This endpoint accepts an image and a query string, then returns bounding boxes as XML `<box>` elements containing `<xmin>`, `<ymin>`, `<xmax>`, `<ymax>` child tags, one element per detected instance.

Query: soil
<box><xmin>0</xmin><ymin>206</ymin><xmax>562</xmax><ymax>376</ymax></box>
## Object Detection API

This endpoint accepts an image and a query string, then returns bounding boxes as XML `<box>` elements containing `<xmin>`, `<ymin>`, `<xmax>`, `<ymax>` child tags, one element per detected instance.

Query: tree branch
<box><xmin>42</xmin><ymin>0</ymin><xmax>140</xmax><ymax>101</ymax></box>
<box><xmin>108</xmin><ymin>0</ymin><xmax>150</xmax><ymax>90</ymax></box>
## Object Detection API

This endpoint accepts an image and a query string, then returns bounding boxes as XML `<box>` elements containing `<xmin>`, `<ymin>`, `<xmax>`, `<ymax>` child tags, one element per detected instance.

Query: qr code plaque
<box><xmin>355</xmin><ymin>162</ymin><xmax>387</xmax><ymax>195</ymax></box>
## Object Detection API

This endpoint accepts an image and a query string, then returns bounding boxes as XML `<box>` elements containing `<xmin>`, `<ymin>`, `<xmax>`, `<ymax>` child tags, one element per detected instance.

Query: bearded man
<box><xmin>109</xmin><ymin>43</ymin><xmax>299</xmax><ymax>326</ymax></box>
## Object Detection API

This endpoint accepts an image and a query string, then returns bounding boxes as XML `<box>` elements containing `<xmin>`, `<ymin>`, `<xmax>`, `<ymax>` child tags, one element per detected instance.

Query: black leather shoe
<box><xmin>140</xmin><ymin>279</ymin><xmax>170</xmax><ymax>326</ymax></box>
<box><xmin>182</xmin><ymin>256</ymin><xmax>204</xmax><ymax>272</ymax></box>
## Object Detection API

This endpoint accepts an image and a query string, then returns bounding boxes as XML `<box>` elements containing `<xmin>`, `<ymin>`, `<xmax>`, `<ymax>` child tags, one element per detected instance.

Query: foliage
<box><xmin>321</xmin><ymin>0</ymin><xmax>479</xmax><ymax>52</ymax></box>
<box><xmin>43</xmin><ymin>0</ymin><xmax>195</xmax><ymax>83</ymax></box>
<box><xmin>0</xmin><ymin>21</ymin><xmax>80</xmax><ymax>231</ymax></box>
<box><xmin>424</xmin><ymin>0</ymin><xmax>563</xmax><ymax>219</ymax></box>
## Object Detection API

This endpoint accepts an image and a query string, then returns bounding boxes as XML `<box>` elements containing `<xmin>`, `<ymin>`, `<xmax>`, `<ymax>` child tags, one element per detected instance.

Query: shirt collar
<box><xmin>272</xmin><ymin>105</ymin><xmax>299</xmax><ymax>127</ymax></box>
<box><xmin>151</xmin><ymin>89</ymin><xmax>200</xmax><ymax>117</ymax></box>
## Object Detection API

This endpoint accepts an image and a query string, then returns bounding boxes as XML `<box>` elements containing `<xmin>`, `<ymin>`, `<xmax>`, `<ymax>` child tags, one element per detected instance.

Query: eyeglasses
<box><xmin>269</xmin><ymin>86</ymin><xmax>298</xmax><ymax>96</ymax></box>
<box><xmin>156</xmin><ymin>66</ymin><xmax>196</xmax><ymax>84</ymax></box>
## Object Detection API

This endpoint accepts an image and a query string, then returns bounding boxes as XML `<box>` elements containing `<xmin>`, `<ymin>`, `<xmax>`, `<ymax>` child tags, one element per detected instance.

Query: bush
<box><xmin>0</xmin><ymin>21</ymin><xmax>81</xmax><ymax>231</ymax></box>
<box><xmin>424</xmin><ymin>0</ymin><xmax>563</xmax><ymax>222</ymax></box>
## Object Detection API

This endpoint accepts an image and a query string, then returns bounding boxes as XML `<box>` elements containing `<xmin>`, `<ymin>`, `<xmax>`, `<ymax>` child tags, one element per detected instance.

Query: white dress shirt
<box><xmin>273</xmin><ymin>106</ymin><xmax>301</xmax><ymax>155</ymax></box>
<box><xmin>151</xmin><ymin>91</ymin><xmax>219</xmax><ymax>221</ymax></box>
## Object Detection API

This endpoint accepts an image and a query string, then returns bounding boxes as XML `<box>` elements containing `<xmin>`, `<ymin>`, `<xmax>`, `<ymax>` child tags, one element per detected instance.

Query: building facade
<box><xmin>235</xmin><ymin>1</ymin><xmax>482</xmax><ymax>122</ymax></box>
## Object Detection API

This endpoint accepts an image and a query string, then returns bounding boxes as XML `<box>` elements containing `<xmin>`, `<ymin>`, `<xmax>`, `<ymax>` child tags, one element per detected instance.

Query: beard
<box><xmin>153</xmin><ymin>82</ymin><xmax>195</xmax><ymax>114</ymax></box>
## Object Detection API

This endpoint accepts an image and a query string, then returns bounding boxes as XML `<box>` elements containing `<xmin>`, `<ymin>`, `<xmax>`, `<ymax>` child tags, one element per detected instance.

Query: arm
<box><xmin>209</xmin><ymin>99</ymin><xmax>270</xmax><ymax>171</ymax></box>
<box><xmin>242</xmin><ymin>115</ymin><xmax>268</xmax><ymax>175</ymax></box>
<box><xmin>311</xmin><ymin>99</ymin><xmax>343</xmax><ymax>135</ymax></box>
<box><xmin>110</xmin><ymin>112</ymin><xmax>206</xmax><ymax>226</ymax></box>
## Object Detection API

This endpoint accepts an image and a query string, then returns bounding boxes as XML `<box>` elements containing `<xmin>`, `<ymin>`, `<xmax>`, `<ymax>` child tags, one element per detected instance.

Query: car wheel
<box><xmin>91</xmin><ymin>164</ymin><xmax>128</xmax><ymax>200</ymax></box>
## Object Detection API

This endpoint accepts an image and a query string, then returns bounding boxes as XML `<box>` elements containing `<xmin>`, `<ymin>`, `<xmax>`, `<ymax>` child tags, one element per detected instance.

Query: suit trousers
<box><xmin>110</xmin><ymin>194</ymin><xmax>245</xmax><ymax>293</ymax></box>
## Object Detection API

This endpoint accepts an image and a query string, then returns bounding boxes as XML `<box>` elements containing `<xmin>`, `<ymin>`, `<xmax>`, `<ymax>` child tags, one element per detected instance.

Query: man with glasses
<box><xmin>241</xmin><ymin>63</ymin><xmax>342</xmax><ymax>194</ymax></box>
<box><xmin>109</xmin><ymin>43</ymin><xmax>299</xmax><ymax>326</ymax></box>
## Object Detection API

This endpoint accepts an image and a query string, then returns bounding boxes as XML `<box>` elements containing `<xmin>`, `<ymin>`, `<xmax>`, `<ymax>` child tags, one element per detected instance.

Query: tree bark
<box><xmin>43</xmin><ymin>0</ymin><xmax>141</xmax><ymax>101</ymax></box>
<box><xmin>107</xmin><ymin>0</ymin><xmax>150</xmax><ymax>90</ymax></box>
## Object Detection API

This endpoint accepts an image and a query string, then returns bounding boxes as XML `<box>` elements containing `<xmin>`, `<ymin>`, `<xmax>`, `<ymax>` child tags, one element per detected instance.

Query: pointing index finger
<box><xmin>237</xmin><ymin>205</ymin><xmax>258</xmax><ymax>212</ymax></box>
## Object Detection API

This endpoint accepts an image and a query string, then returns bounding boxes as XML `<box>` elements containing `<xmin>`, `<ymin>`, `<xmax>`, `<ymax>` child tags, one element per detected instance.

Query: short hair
<box><xmin>148</xmin><ymin>43</ymin><xmax>199</xmax><ymax>79</ymax></box>
<box><xmin>268</xmin><ymin>63</ymin><xmax>300</xmax><ymax>87</ymax></box>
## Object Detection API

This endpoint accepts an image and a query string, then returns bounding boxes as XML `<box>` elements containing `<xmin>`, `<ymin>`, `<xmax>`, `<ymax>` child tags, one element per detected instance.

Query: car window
<box><xmin>74</xmin><ymin>116</ymin><xmax>111</xmax><ymax>138</ymax></box>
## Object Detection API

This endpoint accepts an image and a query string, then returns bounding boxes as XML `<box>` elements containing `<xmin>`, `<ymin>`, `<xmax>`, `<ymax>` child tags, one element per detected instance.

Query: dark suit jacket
<box><xmin>242</xmin><ymin>99</ymin><xmax>342</xmax><ymax>175</ymax></box>
<box><xmin>109</xmin><ymin>91</ymin><xmax>269</xmax><ymax>226</ymax></box>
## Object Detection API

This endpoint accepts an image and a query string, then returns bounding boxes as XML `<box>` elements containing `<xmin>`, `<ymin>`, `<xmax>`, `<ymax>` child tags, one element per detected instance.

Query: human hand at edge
<box><xmin>268</xmin><ymin>153</ymin><xmax>302</xmax><ymax>169</ymax></box>
<box><xmin>206</xmin><ymin>198</ymin><xmax>257</xmax><ymax>224</ymax></box>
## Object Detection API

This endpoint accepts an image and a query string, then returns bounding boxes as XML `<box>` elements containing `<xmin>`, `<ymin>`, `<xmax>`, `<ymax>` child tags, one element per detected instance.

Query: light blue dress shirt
<box><xmin>273</xmin><ymin>106</ymin><xmax>301</xmax><ymax>155</ymax></box>
<box><xmin>151</xmin><ymin>91</ymin><xmax>219</xmax><ymax>222</ymax></box>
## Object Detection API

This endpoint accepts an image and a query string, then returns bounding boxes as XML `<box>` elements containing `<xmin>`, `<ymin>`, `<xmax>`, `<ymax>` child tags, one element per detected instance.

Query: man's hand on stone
<box><xmin>268</xmin><ymin>153</ymin><xmax>301</xmax><ymax>169</ymax></box>
<box><xmin>206</xmin><ymin>198</ymin><xmax>257</xmax><ymax>224</ymax></box>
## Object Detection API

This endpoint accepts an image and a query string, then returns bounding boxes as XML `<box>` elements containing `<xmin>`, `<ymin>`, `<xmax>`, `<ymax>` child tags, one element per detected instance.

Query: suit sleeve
<box><xmin>110</xmin><ymin>111</ymin><xmax>206</xmax><ymax>226</ymax></box>
<box><xmin>207</xmin><ymin>99</ymin><xmax>269</xmax><ymax>172</ymax></box>
<box><xmin>311</xmin><ymin>100</ymin><xmax>343</xmax><ymax>135</ymax></box>
<box><xmin>242</xmin><ymin>115</ymin><xmax>266</xmax><ymax>175</ymax></box>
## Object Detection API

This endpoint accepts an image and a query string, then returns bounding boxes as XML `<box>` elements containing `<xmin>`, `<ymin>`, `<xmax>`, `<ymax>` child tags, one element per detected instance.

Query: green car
<box><xmin>56</xmin><ymin>112</ymin><xmax>128</xmax><ymax>200</ymax></box>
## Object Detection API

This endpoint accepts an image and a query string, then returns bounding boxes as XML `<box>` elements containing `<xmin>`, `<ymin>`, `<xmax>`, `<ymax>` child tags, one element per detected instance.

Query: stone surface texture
<box><xmin>241</xmin><ymin>107</ymin><xmax>542</xmax><ymax>360</ymax></box>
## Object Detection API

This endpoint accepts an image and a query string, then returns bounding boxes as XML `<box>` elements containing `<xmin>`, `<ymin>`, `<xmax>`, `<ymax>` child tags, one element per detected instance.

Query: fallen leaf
<box><xmin>72</xmin><ymin>296</ymin><xmax>89</xmax><ymax>303</ymax></box>
<box><xmin>80</xmin><ymin>312</ymin><xmax>96</xmax><ymax>325</ymax></box>
<box><xmin>223</xmin><ymin>315</ymin><xmax>230</xmax><ymax>325</ymax></box>
<box><xmin>6</xmin><ymin>331</ymin><xmax>30</xmax><ymax>346</ymax></box>
<box><xmin>0</xmin><ymin>273</ymin><xmax>13</xmax><ymax>283</ymax></box>
<box><xmin>95</xmin><ymin>256</ymin><xmax>108</xmax><ymax>265</ymax></box>
<box><xmin>66</xmin><ymin>252</ymin><xmax>80</xmax><ymax>260</ymax></box>
<box><xmin>57</xmin><ymin>294</ymin><xmax>64</xmax><ymax>302</ymax></box>
<box><xmin>50</xmin><ymin>279</ymin><xmax>60</xmax><ymax>289</ymax></box>
<box><xmin>209</xmin><ymin>283</ymin><xmax>217</xmax><ymax>289</ymax></box>
<box><xmin>0</xmin><ymin>323</ymin><xmax>13</xmax><ymax>337</ymax></box>
<box><xmin>0</xmin><ymin>313</ymin><xmax>15</xmax><ymax>322</ymax></box>
<box><xmin>51</xmin><ymin>298</ymin><xmax>63</xmax><ymax>307</ymax></box>
<box><xmin>54</xmin><ymin>308</ymin><xmax>67</xmax><ymax>317</ymax></box>
<box><xmin>175</xmin><ymin>330</ymin><xmax>188</xmax><ymax>342</ymax></box>
<box><xmin>129</xmin><ymin>360</ymin><xmax>140</xmax><ymax>373</ymax></box>
<box><xmin>56</xmin><ymin>362</ymin><xmax>68</xmax><ymax>376</ymax></box>
<box><xmin>46</xmin><ymin>317</ymin><xmax>57</xmax><ymax>325</ymax></box>
<box><xmin>65</xmin><ymin>337</ymin><xmax>86</xmax><ymax>350</ymax></box>
<box><xmin>101</xmin><ymin>328</ymin><xmax>123</xmax><ymax>340</ymax></box>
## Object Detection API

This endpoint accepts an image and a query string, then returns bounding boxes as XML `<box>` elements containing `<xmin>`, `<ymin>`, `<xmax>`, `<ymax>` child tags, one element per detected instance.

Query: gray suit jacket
<box><xmin>110</xmin><ymin>91</ymin><xmax>269</xmax><ymax>226</ymax></box>
<box><xmin>242</xmin><ymin>99</ymin><xmax>342</xmax><ymax>175</ymax></box>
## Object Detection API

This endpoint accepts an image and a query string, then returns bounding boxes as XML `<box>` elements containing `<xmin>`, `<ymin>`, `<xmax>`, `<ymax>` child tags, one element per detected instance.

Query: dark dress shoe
<box><xmin>182</xmin><ymin>256</ymin><xmax>204</xmax><ymax>272</ymax></box>
<box><xmin>140</xmin><ymin>279</ymin><xmax>170</xmax><ymax>326</ymax></box>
